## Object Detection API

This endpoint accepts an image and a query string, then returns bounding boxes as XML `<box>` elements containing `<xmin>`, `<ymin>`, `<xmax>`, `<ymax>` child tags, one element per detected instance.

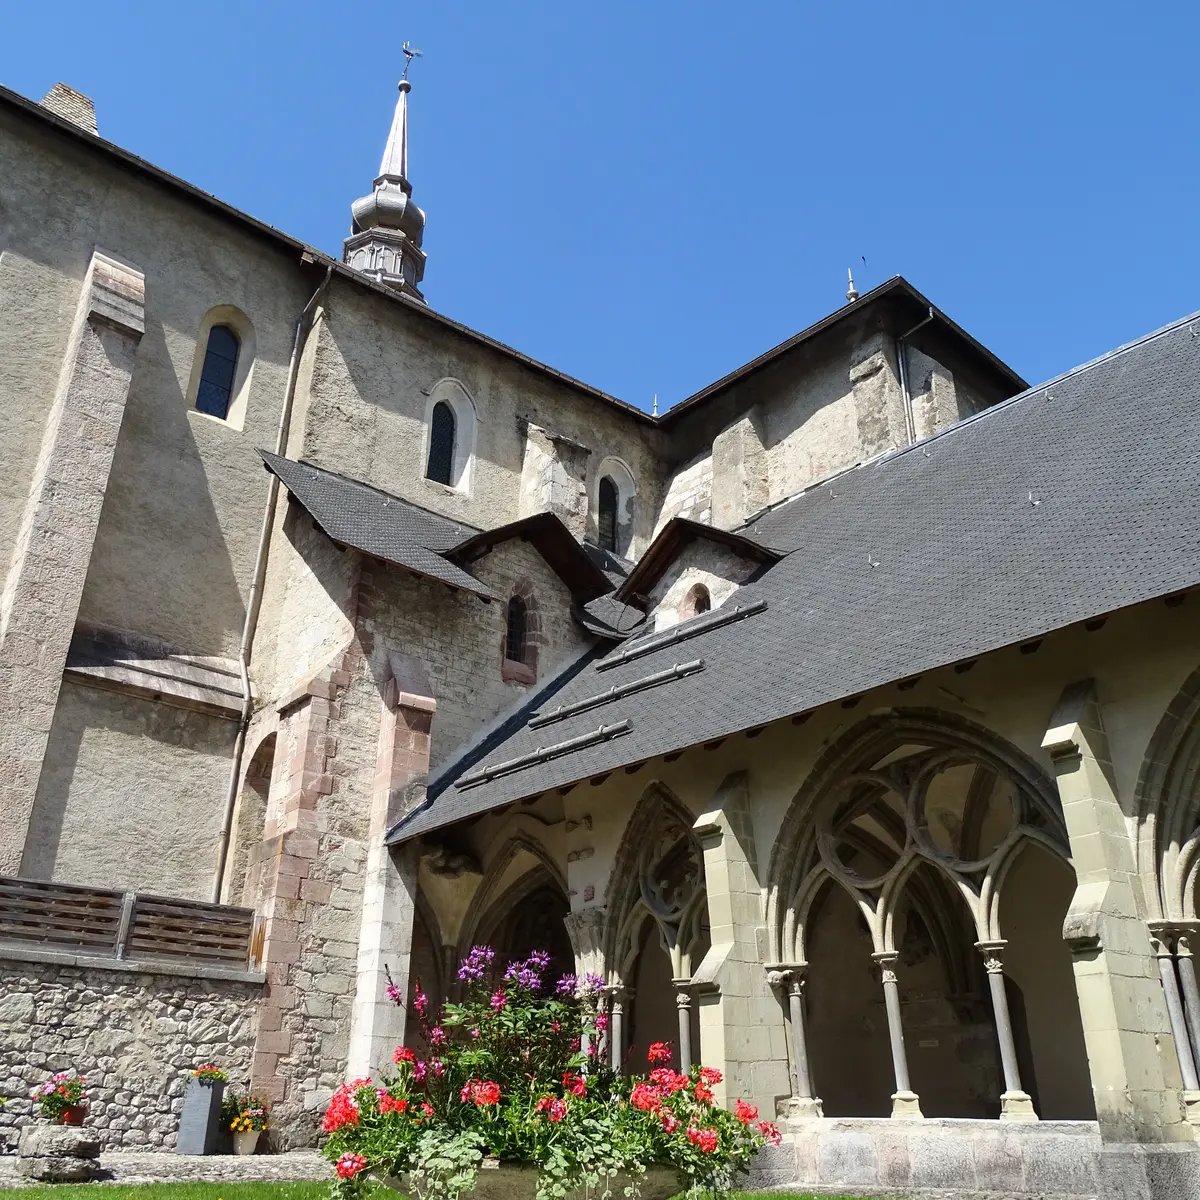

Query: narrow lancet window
<box><xmin>506</xmin><ymin>595</ymin><xmax>528</xmax><ymax>663</ymax></box>
<box><xmin>427</xmin><ymin>401</ymin><xmax>456</xmax><ymax>485</ymax></box>
<box><xmin>196</xmin><ymin>325</ymin><xmax>240</xmax><ymax>420</ymax></box>
<box><xmin>598</xmin><ymin>476</ymin><xmax>618</xmax><ymax>552</ymax></box>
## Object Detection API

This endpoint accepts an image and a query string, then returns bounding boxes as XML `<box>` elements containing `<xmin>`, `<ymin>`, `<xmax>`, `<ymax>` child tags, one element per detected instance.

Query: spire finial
<box><xmin>846</xmin><ymin>268</ymin><xmax>859</xmax><ymax>303</ymax></box>
<box><xmin>652</xmin><ymin>393</ymin><xmax>659</xmax><ymax>417</ymax></box>
<box><xmin>401</xmin><ymin>40</ymin><xmax>423</xmax><ymax>81</ymax></box>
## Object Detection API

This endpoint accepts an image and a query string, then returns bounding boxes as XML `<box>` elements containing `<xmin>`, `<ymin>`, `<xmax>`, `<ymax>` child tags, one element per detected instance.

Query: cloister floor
<box><xmin>0</xmin><ymin>1187</ymin><xmax>869</xmax><ymax>1200</ymax></box>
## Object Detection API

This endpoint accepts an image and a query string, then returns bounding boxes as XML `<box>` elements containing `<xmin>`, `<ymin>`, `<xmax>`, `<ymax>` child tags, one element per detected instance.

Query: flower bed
<box><xmin>320</xmin><ymin>947</ymin><xmax>779</xmax><ymax>1200</ymax></box>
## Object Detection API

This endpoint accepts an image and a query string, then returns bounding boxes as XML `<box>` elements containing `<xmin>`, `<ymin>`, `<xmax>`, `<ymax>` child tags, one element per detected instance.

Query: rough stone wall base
<box><xmin>747</xmin><ymin>1117</ymin><xmax>1108</xmax><ymax>1198</ymax></box>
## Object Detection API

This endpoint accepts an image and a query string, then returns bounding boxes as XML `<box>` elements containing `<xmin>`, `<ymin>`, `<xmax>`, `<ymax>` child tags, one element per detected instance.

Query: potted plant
<box><xmin>319</xmin><ymin>947</ymin><xmax>780</xmax><ymax>1200</ymax></box>
<box><xmin>228</xmin><ymin>1093</ymin><xmax>270</xmax><ymax>1155</ymax></box>
<box><xmin>177</xmin><ymin>1063</ymin><xmax>228</xmax><ymax>1155</ymax></box>
<box><xmin>31</xmin><ymin>1072</ymin><xmax>87</xmax><ymax>1126</ymax></box>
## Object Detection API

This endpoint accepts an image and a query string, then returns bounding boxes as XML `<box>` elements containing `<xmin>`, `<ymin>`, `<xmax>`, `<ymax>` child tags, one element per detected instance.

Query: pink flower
<box><xmin>594</xmin><ymin>1012</ymin><xmax>609</xmax><ymax>1031</ymax></box>
<box><xmin>471</xmin><ymin>1028</ymin><xmax>481</xmax><ymax>1039</ymax></box>
<box><xmin>413</xmin><ymin>987</ymin><xmax>428</xmax><ymax>1016</ymax></box>
<box><xmin>699</xmin><ymin>1067</ymin><xmax>722</xmax><ymax>1086</ymax></box>
<box><xmin>660</xmin><ymin>1110</ymin><xmax>680</xmax><ymax>1134</ymax></box>
<box><xmin>490</xmin><ymin>990</ymin><xmax>507</xmax><ymax>1011</ymax></box>
<box><xmin>429</xmin><ymin>1026</ymin><xmax>447</xmax><ymax>1046</ymax></box>
<box><xmin>385</xmin><ymin>982</ymin><xmax>403</xmax><ymax>1004</ymax></box>
<box><xmin>755</xmin><ymin>1119</ymin><xmax>783</xmax><ymax>1146</ymax></box>
<box><xmin>412</xmin><ymin>1061</ymin><xmax>427</xmax><ymax>1084</ymax></box>
<box><xmin>336</xmin><ymin>1153</ymin><xmax>367</xmax><ymax>1179</ymax></box>
<box><xmin>734</xmin><ymin>1099</ymin><xmax>759</xmax><ymax>1125</ymax></box>
<box><xmin>647</xmin><ymin>1042</ymin><xmax>671</xmax><ymax>1063</ymax></box>
<box><xmin>534</xmin><ymin>1095</ymin><xmax>567</xmax><ymax>1122</ymax></box>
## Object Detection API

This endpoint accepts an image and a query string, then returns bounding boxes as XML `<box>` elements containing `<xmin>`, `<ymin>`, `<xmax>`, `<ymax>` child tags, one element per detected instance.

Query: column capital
<box><xmin>765</xmin><ymin>962</ymin><xmax>807</xmax><ymax>993</ymax></box>
<box><xmin>872</xmin><ymin>950</ymin><xmax>900</xmax><ymax>983</ymax></box>
<box><xmin>672</xmin><ymin>978</ymin><xmax>693</xmax><ymax>1010</ymax></box>
<box><xmin>975</xmin><ymin>939</ymin><xmax>1008</xmax><ymax>974</ymax></box>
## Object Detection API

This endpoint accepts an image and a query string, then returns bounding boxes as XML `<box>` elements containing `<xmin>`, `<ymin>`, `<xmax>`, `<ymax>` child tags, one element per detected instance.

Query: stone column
<box><xmin>768</xmin><ymin>965</ymin><xmax>823</xmax><ymax>1118</ymax></box>
<box><xmin>873</xmin><ymin>951</ymin><xmax>923</xmax><ymax>1118</ymax></box>
<box><xmin>346</xmin><ymin>655</ymin><xmax>436</xmax><ymax>1078</ymax></box>
<box><xmin>608</xmin><ymin>987</ymin><xmax>627</xmax><ymax>1072</ymax></box>
<box><xmin>976</xmin><ymin>941</ymin><xmax>1038</xmax><ymax>1122</ymax></box>
<box><xmin>564</xmin><ymin>907</ymin><xmax>607</xmax><ymax>1069</ymax></box>
<box><xmin>0</xmin><ymin>251</ymin><xmax>145</xmax><ymax>876</ymax></box>
<box><xmin>1151</xmin><ymin>930</ymin><xmax>1199</xmax><ymax>1094</ymax></box>
<box><xmin>1042</xmin><ymin>681</ymin><xmax>1196</xmax><ymax>1141</ymax></box>
<box><xmin>691</xmin><ymin>773</ymin><xmax>792</xmax><ymax>1111</ymax></box>
<box><xmin>674</xmin><ymin>981</ymin><xmax>693</xmax><ymax>1074</ymax></box>
<box><xmin>1175</xmin><ymin>932</ymin><xmax>1200</xmax><ymax>1085</ymax></box>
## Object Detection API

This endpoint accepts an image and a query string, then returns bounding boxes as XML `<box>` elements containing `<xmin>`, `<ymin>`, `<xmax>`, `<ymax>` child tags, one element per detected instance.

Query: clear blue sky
<box><xmin>4</xmin><ymin>2</ymin><xmax>1198</xmax><ymax>410</ymax></box>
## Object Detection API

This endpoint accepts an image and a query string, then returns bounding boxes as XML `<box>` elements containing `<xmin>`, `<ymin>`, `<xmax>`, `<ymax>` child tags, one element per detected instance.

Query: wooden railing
<box><xmin>0</xmin><ymin>875</ymin><xmax>261</xmax><ymax>972</ymax></box>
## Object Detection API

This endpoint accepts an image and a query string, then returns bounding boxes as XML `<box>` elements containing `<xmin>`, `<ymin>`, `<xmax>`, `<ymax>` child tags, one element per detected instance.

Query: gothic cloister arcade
<box><xmin>765</xmin><ymin>711</ymin><xmax>1094</xmax><ymax>1122</ymax></box>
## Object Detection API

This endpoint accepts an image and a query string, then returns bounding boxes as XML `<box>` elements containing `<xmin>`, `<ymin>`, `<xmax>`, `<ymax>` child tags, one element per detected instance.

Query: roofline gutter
<box><xmin>211</xmin><ymin>260</ymin><xmax>333</xmax><ymax>903</ymax></box>
<box><xmin>896</xmin><ymin>306</ymin><xmax>935</xmax><ymax>445</ymax></box>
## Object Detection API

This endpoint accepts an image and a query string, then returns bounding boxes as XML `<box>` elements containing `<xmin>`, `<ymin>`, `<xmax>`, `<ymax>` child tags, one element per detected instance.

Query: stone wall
<box><xmin>0</xmin><ymin>955</ymin><xmax>261</xmax><ymax>1153</ymax></box>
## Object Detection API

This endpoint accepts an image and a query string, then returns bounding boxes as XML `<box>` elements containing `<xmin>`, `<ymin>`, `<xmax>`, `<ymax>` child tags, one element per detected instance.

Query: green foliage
<box><xmin>319</xmin><ymin>950</ymin><xmax>778</xmax><ymax>1200</ymax></box>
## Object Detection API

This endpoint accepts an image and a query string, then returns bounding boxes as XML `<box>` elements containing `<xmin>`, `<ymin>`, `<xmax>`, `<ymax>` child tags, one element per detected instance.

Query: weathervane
<box><xmin>402</xmin><ymin>41</ymin><xmax>423</xmax><ymax>80</ymax></box>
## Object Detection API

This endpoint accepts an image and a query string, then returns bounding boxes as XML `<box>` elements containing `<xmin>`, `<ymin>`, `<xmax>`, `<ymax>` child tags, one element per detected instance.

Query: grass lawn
<box><xmin>0</xmin><ymin>1188</ymin><xmax>872</xmax><ymax>1200</ymax></box>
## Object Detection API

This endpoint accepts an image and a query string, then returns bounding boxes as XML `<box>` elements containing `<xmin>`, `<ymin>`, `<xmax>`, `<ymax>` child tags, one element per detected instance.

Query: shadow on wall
<box><xmin>20</xmin><ymin>680</ymin><xmax>234</xmax><ymax>900</ymax></box>
<box><xmin>76</xmin><ymin>315</ymin><xmax>250</xmax><ymax>657</ymax></box>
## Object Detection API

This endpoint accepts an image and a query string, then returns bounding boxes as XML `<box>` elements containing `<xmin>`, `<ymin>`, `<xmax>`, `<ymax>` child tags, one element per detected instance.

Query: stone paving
<box><xmin>0</xmin><ymin>1149</ymin><xmax>331</xmax><ymax>1187</ymax></box>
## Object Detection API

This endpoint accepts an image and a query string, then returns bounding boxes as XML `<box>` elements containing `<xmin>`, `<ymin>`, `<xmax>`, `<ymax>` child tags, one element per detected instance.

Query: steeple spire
<box><xmin>343</xmin><ymin>48</ymin><xmax>427</xmax><ymax>302</ymax></box>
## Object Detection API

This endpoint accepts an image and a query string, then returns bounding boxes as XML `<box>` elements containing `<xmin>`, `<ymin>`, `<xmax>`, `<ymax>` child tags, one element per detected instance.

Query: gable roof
<box><xmin>259</xmin><ymin>451</ymin><xmax>499</xmax><ymax>600</ymax></box>
<box><xmin>448</xmin><ymin>513</ymin><xmax>614</xmax><ymax>602</ymax></box>
<box><xmin>389</xmin><ymin>307</ymin><xmax>1200</xmax><ymax>842</ymax></box>
<box><xmin>613</xmin><ymin>518</ymin><xmax>783</xmax><ymax>606</ymax></box>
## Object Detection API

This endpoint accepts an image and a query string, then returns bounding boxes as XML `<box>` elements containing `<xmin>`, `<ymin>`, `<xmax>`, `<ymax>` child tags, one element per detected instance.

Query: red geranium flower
<box><xmin>380</xmin><ymin>1094</ymin><xmax>409</xmax><ymax>1114</ymax></box>
<box><xmin>699</xmin><ymin>1067</ymin><xmax>722</xmax><ymax>1086</ymax></box>
<box><xmin>686</xmin><ymin>1126</ymin><xmax>719</xmax><ymax>1154</ymax></box>
<box><xmin>647</xmin><ymin>1042</ymin><xmax>671</xmax><ymax>1063</ymax></box>
<box><xmin>755</xmin><ymin>1119</ymin><xmax>783</xmax><ymax>1146</ymax></box>
<box><xmin>393</xmin><ymin>1046</ymin><xmax>415</xmax><ymax>1063</ymax></box>
<box><xmin>336</xmin><ymin>1153</ymin><xmax>367</xmax><ymax>1179</ymax></box>
<box><xmin>734</xmin><ymin>1099</ymin><xmax>759</xmax><ymax>1125</ymax></box>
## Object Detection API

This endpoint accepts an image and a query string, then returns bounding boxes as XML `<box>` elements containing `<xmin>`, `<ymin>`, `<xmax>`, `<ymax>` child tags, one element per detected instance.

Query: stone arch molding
<box><xmin>455</xmin><ymin>830</ymin><xmax>567</xmax><ymax>962</ymax></box>
<box><xmin>605</xmin><ymin>783</ymin><xmax>707</xmax><ymax>982</ymax></box>
<box><xmin>765</xmin><ymin>709</ymin><xmax>1070</xmax><ymax>964</ymax></box>
<box><xmin>185</xmin><ymin>303</ymin><xmax>257</xmax><ymax>431</ymax></box>
<box><xmin>591</xmin><ymin>455</ymin><xmax>637</xmax><ymax>555</ymax></box>
<box><xmin>1135</xmin><ymin>661</ymin><xmax>1200</xmax><ymax>922</ymax></box>
<box><xmin>422</xmin><ymin>378</ymin><xmax>477</xmax><ymax>494</ymax></box>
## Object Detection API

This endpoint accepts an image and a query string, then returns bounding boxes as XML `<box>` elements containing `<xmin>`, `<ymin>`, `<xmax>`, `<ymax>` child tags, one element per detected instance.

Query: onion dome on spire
<box><xmin>343</xmin><ymin>59</ymin><xmax>428</xmax><ymax>302</ymax></box>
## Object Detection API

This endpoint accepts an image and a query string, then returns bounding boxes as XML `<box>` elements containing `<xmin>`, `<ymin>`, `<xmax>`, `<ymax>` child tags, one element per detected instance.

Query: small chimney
<box><xmin>40</xmin><ymin>84</ymin><xmax>97</xmax><ymax>135</ymax></box>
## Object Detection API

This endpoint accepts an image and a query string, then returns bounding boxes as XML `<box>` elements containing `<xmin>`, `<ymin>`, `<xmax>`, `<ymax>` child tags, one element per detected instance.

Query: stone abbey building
<box><xmin>2</xmin><ymin>76</ymin><xmax>1200</xmax><ymax>1199</ymax></box>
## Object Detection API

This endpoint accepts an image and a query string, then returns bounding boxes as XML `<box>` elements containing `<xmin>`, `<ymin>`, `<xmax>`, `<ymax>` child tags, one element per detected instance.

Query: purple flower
<box><xmin>555</xmin><ymin>974</ymin><xmax>577</xmax><ymax>996</ymax></box>
<box><xmin>457</xmin><ymin>946</ymin><xmax>496</xmax><ymax>983</ymax></box>
<box><xmin>581</xmin><ymin>972</ymin><xmax>605</xmax><ymax>994</ymax></box>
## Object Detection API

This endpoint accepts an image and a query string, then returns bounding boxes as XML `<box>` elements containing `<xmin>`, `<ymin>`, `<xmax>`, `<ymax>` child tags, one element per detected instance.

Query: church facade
<box><xmin>2</xmin><ymin>77</ymin><xmax>1200</xmax><ymax>1198</ymax></box>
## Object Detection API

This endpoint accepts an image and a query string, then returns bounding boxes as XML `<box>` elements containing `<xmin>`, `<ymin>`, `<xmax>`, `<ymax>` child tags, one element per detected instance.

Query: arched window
<box><xmin>427</xmin><ymin>401</ymin><xmax>456</xmax><ymax>485</ymax></box>
<box><xmin>598</xmin><ymin>476</ymin><xmax>619</xmax><ymax>552</ymax></box>
<box><xmin>195</xmin><ymin>325</ymin><xmax>240</xmax><ymax>420</ymax></box>
<box><xmin>686</xmin><ymin>584</ymin><xmax>711</xmax><ymax>617</ymax></box>
<box><xmin>505</xmin><ymin>595</ymin><xmax>528</xmax><ymax>664</ymax></box>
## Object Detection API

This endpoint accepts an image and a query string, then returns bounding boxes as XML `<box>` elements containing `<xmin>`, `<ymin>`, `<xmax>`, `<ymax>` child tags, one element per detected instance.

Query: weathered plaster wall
<box><xmin>647</xmin><ymin>542</ymin><xmax>763</xmax><ymax>632</ymax></box>
<box><xmin>0</xmin><ymin>956</ymin><xmax>260</xmax><ymax>1153</ymax></box>
<box><xmin>361</xmin><ymin>538</ymin><xmax>592</xmax><ymax>773</ymax></box>
<box><xmin>655</xmin><ymin>453</ymin><xmax>713</xmax><ymax>533</ymax></box>
<box><xmin>0</xmin><ymin>102</ymin><xmax>314</xmax><ymax>662</ymax></box>
<box><xmin>21</xmin><ymin>680</ymin><xmax>231</xmax><ymax>899</ymax></box>
<box><xmin>294</xmin><ymin>282</ymin><xmax>667</xmax><ymax>558</ymax></box>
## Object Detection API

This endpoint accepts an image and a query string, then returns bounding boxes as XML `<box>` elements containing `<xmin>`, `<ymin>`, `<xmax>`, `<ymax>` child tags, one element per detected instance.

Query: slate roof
<box><xmin>389</xmin><ymin>309</ymin><xmax>1200</xmax><ymax>843</ymax></box>
<box><xmin>259</xmin><ymin>452</ymin><xmax>499</xmax><ymax>600</ymax></box>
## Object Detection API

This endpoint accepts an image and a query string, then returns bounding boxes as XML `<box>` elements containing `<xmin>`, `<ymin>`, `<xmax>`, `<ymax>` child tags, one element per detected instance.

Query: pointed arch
<box><xmin>1134</xmin><ymin>660</ymin><xmax>1200</xmax><ymax>922</ymax></box>
<box><xmin>455</xmin><ymin>830</ymin><xmax>568</xmax><ymax>962</ymax></box>
<box><xmin>604</xmin><ymin>782</ymin><xmax>706</xmax><ymax>983</ymax></box>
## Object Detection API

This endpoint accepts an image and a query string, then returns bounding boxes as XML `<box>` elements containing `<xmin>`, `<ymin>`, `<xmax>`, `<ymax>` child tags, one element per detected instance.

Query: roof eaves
<box><xmin>614</xmin><ymin>518</ymin><xmax>783</xmax><ymax>603</ymax></box>
<box><xmin>0</xmin><ymin>85</ymin><xmax>655</xmax><ymax>429</ymax></box>
<box><xmin>657</xmin><ymin>277</ymin><xmax>1028</xmax><ymax>426</ymax></box>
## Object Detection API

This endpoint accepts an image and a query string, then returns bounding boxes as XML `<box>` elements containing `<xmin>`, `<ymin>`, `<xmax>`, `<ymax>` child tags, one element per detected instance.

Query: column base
<box><xmin>778</xmin><ymin>1095</ymin><xmax>824</xmax><ymax>1121</ymax></box>
<box><xmin>1184</xmin><ymin>1090</ymin><xmax>1200</xmax><ymax>1125</ymax></box>
<box><xmin>999</xmin><ymin>1090</ymin><xmax>1039</xmax><ymax>1122</ymax></box>
<box><xmin>890</xmin><ymin>1090</ymin><xmax>924</xmax><ymax>1119</ymax></box>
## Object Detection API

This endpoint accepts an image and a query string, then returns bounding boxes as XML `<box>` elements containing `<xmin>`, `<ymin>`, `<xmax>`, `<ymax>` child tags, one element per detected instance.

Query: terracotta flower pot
<box><xmin>233</xmin><ymin>1130</ymin><xmax>261</xmax><ymax>1156</ymax></box>
<box><xmin>55</xmin><ymin>1105</ymin><xmax>88</xmax><ymax>1126</ymax></box>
